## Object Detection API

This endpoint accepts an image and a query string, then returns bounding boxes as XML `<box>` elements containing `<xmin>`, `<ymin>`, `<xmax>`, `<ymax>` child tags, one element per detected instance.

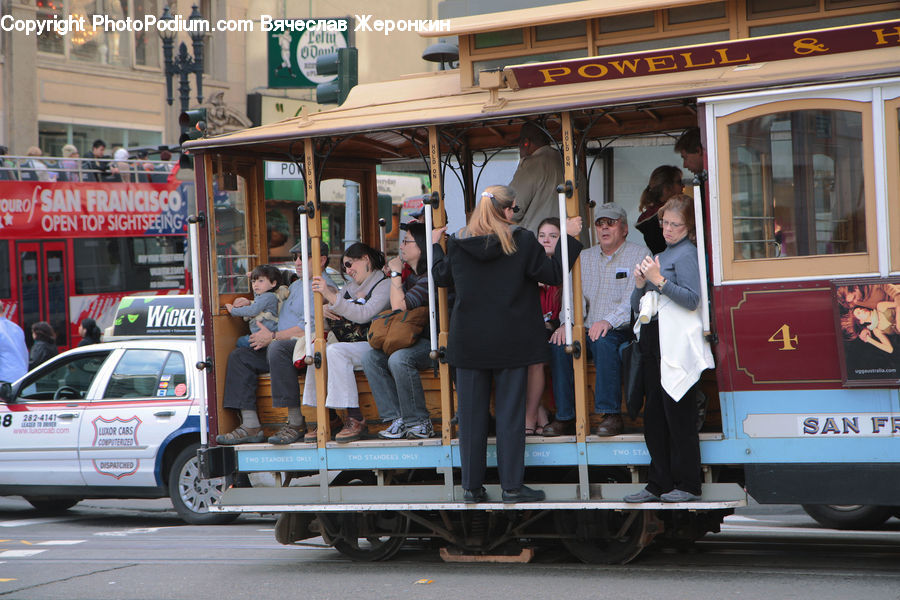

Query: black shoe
<box><xmin>463</xmin><ymin>487</ymin><xmax>488</xmax><ymax>504</ymax></box>
<box><xmin>502</xmin><ymin>485</ymin><xmax>545</xmax><ymax>503</ymax></box>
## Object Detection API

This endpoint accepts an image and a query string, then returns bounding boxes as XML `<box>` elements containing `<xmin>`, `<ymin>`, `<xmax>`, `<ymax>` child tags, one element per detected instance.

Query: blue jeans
<box><xmin>362</xmin><ymin>337</ymin><xmax>434</xmax><ymax>426</ymax></box>
<box><xmin>548</xmin><ymin>327</ymin><xmax>627</xmax><ymax>420</ymax></box>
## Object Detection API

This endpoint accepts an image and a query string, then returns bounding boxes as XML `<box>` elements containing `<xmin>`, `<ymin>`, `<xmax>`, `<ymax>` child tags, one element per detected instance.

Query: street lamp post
<box><xmin>158</xmin><ymin>5</ymin><xmax>206</xmax><ymax>144</ymax></box>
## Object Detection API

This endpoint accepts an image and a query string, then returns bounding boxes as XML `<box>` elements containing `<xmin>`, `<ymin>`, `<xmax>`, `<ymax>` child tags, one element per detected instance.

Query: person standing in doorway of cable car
<box><xmin>626</xmin><ymin>194</ymin><xmax>713</xmax><ymax>504</ymax></box>
<box><xmin>508</xmin><ymin>122</ymin><xmax>564</xmax><ymax>233</ymax></box>
<box><xmin>432</xmin><ymin>184</ymin><xmax>582</xmax><ymax>504</ymax></box>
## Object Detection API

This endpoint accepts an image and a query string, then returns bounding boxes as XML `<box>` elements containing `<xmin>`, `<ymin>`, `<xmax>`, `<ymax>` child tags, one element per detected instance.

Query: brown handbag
<box><xmin>367</xmin><ymin>307</ymin><xmax>429</xmax><ymax>355</ymax></box>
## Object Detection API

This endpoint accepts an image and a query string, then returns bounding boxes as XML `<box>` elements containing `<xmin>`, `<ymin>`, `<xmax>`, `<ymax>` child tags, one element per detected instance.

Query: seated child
<box><xmin>226</xmin><ymin>265</ymin><xmax>289</xmax><ymax>348</ymax></box>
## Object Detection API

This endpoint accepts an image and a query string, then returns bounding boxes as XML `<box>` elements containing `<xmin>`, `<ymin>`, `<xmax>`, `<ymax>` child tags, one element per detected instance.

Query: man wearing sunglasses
<box><xmin>543</xmin><ymin>203</ymin><xmax>650</xmax><ymax>438</ymax></box>
<box><xmin>217</xmin><ymin>240</ymin><xmax>337</xmax><ymax>446</ymax></box>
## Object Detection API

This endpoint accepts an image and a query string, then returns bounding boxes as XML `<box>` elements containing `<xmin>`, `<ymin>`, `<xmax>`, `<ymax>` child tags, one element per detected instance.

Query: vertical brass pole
<box><xmin>304</xmin><ymin>139</ymin><xmax>329</xmax><ymax>447</ymax></box>
<box><xmin>427</xmin><ymin>126</ymin><xmax>453</xmax><ymax>445</ymax></box>
<box><xmin>562</xmin><ymin>112</ymin><xmax>589</xmax><ymax>445</ymax></box>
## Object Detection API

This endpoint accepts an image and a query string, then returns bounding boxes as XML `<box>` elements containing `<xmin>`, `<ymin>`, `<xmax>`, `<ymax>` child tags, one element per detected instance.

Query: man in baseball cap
<box><xmin>544</xmin><ymin>202</ymin><xmax>650</xmax><ymax>438</ymax></box>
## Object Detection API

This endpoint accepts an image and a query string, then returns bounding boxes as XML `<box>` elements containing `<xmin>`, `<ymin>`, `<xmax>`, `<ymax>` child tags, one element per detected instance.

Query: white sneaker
<box><xmin>378</xmin><ymin>418</ymin><xmax>406</xmax><ymax>439</ymax></box>
<box><xmin>405</xmin><ymin>421</ymin><xmax>435</xmax><ymax>439</ymax></box>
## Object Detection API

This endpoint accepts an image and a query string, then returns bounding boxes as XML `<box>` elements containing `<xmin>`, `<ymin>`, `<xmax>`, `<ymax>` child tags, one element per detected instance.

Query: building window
<box><xmin>36</xmin><ymin>0</ymin><xmax>65</xmax><ymax>54</ymax></box>
<box><xmin>134</xmin><ymin>0</ymin><xmax>160</xmax><ymax>67</ymax></box>
<box><xmin>38</xmin><ymin>121</ymin><xmax>162</xmax><ymax>158</ymax></box>
<box><xmin>727</xmin><ymin>109</ymin><xmax>865</xmax><ymax>261</ymax></box>
<box><xmin>35</xmin><ymin>0</ymin><xmax>160</xmax><ymax>68</ymax></box>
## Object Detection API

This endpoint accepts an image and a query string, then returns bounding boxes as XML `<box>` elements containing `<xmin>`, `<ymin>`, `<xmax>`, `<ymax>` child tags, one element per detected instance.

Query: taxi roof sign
<box><xmin>107</xmin><ymin>295</ymin><xmax>199</xmax><ymax>339</ymax></box>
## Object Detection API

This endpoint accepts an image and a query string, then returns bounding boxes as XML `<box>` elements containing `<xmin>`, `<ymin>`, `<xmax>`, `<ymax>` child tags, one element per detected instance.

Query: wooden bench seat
<box><xmin>246</xmin><ymin>365</ymin><xmax>720</xmax><ymax>438</ymax></box>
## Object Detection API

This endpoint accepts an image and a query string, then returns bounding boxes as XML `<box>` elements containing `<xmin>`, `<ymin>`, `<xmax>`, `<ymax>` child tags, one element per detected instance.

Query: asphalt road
<box><xmin>0</xmin><ymin>497</ymin><xmax>897</xmax><ymax>600</ymax></box>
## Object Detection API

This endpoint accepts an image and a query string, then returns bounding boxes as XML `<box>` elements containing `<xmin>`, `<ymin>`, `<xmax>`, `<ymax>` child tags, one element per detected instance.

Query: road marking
<box><xmin>95</xmin><ymin>527</ymin><xmax>168</xmax><ymax>537</ymax></box>
<box><xmin>0</xmin><ymin>550</ymin><xmax>45</xmax><ymax>558</ymax></box>
<box><xmin>0</xmin><ymin>517</ymin><xmax>81</xmax><ymax>528</ymax></box>
<box><xmin>0</xmin><ymin>578</ymin><xmax>15</xmax><ymax>582</ymax></box>
<box><xmin>37</xmin><ymin>540</ymin><xmax>85</xmax><ymax>546</ymax></box>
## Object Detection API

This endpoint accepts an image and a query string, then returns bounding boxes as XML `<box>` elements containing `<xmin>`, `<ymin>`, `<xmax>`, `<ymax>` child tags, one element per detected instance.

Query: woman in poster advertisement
<box><xmin>841</xmin><ymin>299</ymin><xmax>900</xmax><ymax>354</ymax></box>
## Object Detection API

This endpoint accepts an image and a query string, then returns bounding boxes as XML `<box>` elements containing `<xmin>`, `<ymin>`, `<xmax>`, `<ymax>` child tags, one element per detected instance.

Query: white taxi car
<box><xmin>0</xmin><ymin>296</ymin><xmax>235</xmax><ymax>525</ymax></box>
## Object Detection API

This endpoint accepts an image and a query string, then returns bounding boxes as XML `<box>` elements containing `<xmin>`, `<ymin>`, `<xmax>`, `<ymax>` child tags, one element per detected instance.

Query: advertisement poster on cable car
<box><xmin>0</xmin><ymin>181</ymin><xmax>187</xmax><ymax>238</ymax></box>
<box><xmin>833</xmin><ymin>278</ymin><xmax>900</xmax><ymax>386</ymax></box>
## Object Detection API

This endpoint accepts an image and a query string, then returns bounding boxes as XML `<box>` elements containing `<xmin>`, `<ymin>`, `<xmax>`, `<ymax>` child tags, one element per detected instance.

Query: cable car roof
<box><xmin>185</xmin><ymin>47</ymin><xmax>900</xmax><ymax>162</ymax></box>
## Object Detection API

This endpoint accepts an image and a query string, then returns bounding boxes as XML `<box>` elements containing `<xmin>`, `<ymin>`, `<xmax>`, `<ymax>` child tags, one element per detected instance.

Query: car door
<box><xmin>0</xmin><ymin>350</ymin><xmax>112</xmax><ymax>486</ymax></box>
<box><xmin>79</xmin><ymin>348</ymin><xmax>193</xmax><ymax>487</ymax></box>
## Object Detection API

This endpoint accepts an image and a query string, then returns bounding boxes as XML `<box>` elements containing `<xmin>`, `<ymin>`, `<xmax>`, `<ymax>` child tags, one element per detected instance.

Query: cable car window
<box><xmin>727</xmin><ymin>109</ymin><xmax>865</xmax><ymax>261</ymax></box>
<box><xmin>214</xmin><ymin>178</ymin><xmax>251</xmax><ymax>294</ymax></box>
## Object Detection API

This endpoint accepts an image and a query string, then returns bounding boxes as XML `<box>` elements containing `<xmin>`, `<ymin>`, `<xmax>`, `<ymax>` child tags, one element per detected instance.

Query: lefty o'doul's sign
<box><xmin>503</xmin><ymin>20</ymin><xmax>900</xmax><ymax>90</ymax></box>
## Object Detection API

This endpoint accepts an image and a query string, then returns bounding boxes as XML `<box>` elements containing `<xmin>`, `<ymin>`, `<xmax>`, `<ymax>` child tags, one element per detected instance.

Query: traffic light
<box><xmin>315</xmin><ymin>48</ymin><xmax>358</xmax><ymax>105</ymax></box>
<box><xmin>178</xmin><ymin>108</ymin><xmax>208</xmax><ymax>146</ymax></box>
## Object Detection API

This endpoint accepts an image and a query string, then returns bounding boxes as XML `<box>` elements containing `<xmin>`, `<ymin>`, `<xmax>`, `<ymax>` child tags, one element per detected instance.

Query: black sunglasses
<box><xmin>343</xmin><ymin>259</ymin><xmax>354</xmax><ymax>269</ymax></box>
<box><xmin>511</xmin><ymin>205</ymin><xmax>520</xmax><ymax>213</ymax></box>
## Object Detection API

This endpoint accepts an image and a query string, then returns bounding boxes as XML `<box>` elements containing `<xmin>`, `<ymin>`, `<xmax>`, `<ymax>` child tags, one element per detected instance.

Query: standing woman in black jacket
<box><xmin>432</xmin><ymin>184</ymin><xmax>582</xmax><ymax>504</ymax></box>
<box><xmin>28</xmin><ymin>321</ymin><xmax>58</xmax><ymax>370</ymax></box>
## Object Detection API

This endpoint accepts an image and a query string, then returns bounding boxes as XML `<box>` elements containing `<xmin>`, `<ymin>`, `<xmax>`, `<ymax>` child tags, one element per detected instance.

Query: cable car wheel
<box><xmin>553</xmin><ymin>508</ymin><xmax>656</xmax><ymax>565</ymax></box>
<box><xmin>319</xmin><ymin>470</ymin><xmax>409</xmax><ymax>561</ymax></box>
<box><xmin>319</xmin><ymin>511</ymin><xmax>410</xmax><ymax>562</ymax></box>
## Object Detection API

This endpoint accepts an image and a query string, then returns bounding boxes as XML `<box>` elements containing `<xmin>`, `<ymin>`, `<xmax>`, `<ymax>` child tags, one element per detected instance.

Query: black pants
<box><xmin>456</xmin><ymin>366</ymin><xmax>527</xmax><ymax>492</ymax></box>
<box><xmin>222</xmin><ymin>339</ymin><xmax>302</xmax><ymax>411</ymax></box>
<box><xmin>638</xmin><ymin>320</ymin><xmax>701</xmax><ymax>496</ymax></box>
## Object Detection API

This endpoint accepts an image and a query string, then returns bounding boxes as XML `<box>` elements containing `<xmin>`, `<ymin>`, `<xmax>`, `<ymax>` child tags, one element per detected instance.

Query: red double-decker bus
<box><xmin>0</xmin><ymin>159</ymin><xmax>190</xmax><ymax>349</ymax></box>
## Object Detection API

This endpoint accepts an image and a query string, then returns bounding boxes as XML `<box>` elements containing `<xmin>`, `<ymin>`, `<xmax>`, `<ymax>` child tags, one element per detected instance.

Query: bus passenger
<box><xmin>627</xmin><ymin>194</ymin><xmax>711</xmax><ymax>503</ymax></box>
<box><xmin>524</xmin><ymin>217</ymin><xmax>560</xmax><ymax>435</ymax></box>
<box><xmin>225</xmin><ymin>265</ymin><xmax>287</xmax><ymax>349</ymax></box>
<box><xmin>432</xmin><ymin>185</ymin><xmax>582</xmax><ymax>504</ymax></box>
<box><xmin>306</xmin><ymin>243</ymin><xmax>391</xmax><ymax>443</ymax></box>
<box><xmin>636</xmin><ymin>166</ymin><xmax>683</xmax><ymax>255</ymax></box>
<box><xmin>544</xmin><ymin>204</ymin><xmax>649</xmax><ymax>438</ymax></box>
<box><xmin>363</xmin><ymin>222</ymin><xmax>436</xmax><ymax>440</ymax></box>
<box><xmin>509</xmin><ymin>122</ymin><xmax>564</xmax><ymax>233</ymax></box>
<box><xmin>216</xmin><ymin>242</ymin><xmax>332</xmax><ymax>446</ymax></box>
<box><xmin>28</xmin><ymin>321</ymin><xmax>58</xmax><ymax>371</ymax></box>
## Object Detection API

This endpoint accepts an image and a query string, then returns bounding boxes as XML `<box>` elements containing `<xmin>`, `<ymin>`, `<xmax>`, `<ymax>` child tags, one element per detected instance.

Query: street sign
<box><xmin>267</xmin><ymin>18</ymin><xmax>351</xmax><ymax>88</ymax></box>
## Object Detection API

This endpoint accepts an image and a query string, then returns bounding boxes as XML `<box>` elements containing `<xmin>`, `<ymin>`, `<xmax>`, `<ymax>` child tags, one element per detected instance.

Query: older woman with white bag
<box><xmin>625</xmin><ymin>194</ymin><xmax>714</xmax><ymax>504</ymax></box>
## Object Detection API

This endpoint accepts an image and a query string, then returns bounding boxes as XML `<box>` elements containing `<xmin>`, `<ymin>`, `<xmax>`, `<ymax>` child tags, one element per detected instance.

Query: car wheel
<box><xmin>802</xmin><ymin>504</ymin><xmax>892</xmax><ymax>530</ymax></box>
<box><xmin>168</xmin><ymin>443</ymin><xmax>238</xmax><ymax>525</ymax></box>
<box><xmin>24</xmin><ymin>497</ymin><xmax>81</xmax><ymax>513</ymax></box>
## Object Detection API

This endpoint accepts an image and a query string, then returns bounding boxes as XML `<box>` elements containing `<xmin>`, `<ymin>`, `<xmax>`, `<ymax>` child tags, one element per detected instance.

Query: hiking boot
<box><xmin>268</xmin><ymin>422</ymin><xmax>307</xmax><ymax>445</ymax></box>
<box><xmin>542</xmin><ymin>418</ymin><xmax>575</xmax><ymax>437</ymax></box>
<box><xmin>378</xmin><ymin>418</ymin><xmax>406</xmax><ymax>439</ymax></box>
<box><xmin>405</xmin><ymin>420</ymin><xmax>435</xmax><ymax>439</ymax></box>
<box><xmin>594</xmin><ymin>413</ymin><xmax>623</xmax><ymax>436</ymax></box>
<box><xmin>216</xmin><ymin>426</ymin><xmax>265</xmax><ymax>445</ymax></box>
<box><xmin>303</xmin><ymin>416</ymin><xmax>343</xmax><ymax>443</ymax></box>
<box><xmin>335</xmin><ymin>417</ymin><xmax>367</xmax><ymax>443</ymax></box>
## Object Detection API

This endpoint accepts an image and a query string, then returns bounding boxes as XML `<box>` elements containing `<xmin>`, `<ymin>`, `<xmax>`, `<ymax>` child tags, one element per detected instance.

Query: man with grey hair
<box><xmin>544</xmin><ymin>203</ymin><xmax>650</xmax><ymax>437</ymax></box>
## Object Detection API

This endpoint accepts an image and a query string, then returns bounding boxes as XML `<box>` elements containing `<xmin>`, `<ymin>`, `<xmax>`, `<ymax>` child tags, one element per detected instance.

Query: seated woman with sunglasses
<box><xmin>306</xmin><ymin>242</ymin><xmax>391</xmax><ymax>443</ymax></box>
